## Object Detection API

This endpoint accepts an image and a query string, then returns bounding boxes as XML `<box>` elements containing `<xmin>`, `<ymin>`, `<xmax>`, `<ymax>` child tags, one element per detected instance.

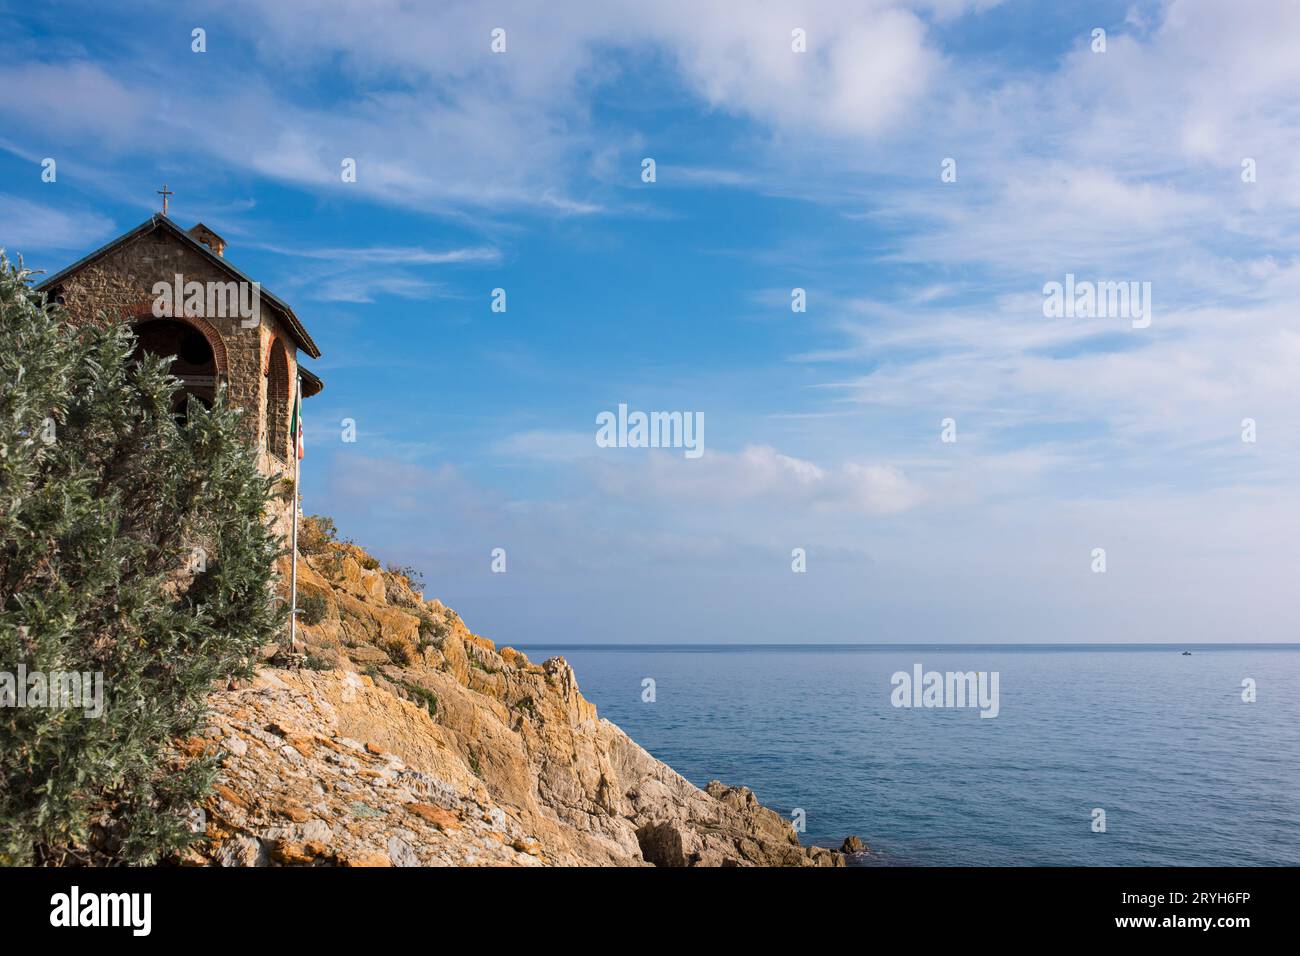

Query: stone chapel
<box><xmin>35</xmin><ymin>212</ymin><xmax>323</xmax><ymax>532</ymax></box>
<box><xmin>36</xmin><ymin>213</ymin><xmax>322</xmax><ymax>463</ymax></box>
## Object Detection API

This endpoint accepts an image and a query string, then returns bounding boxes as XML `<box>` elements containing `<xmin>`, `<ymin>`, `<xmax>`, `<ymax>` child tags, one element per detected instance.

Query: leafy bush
<box><xmin>401</xmin><ymin>681</ymin><xmax>438</xmax><ymax>716</ymax></box>
<box><xmin>385</xmin><ymin>563</ymin><xmax>425</xmax><ymax>591</ymax></box>
<box><xmin>298</xmin><ymin>514</ymin><xmax>337</xmax><ymax>555</ymax></box>
<box><xmin>297</xmin><ymin>591</ymin><xmax>327</xmax><ymax>626</ymax></box>
<box><xmin>417</xmin><ymin>612</ymin><xmax>449</xmax><ymax>650</ymax></box>
<box><xmin>0</xmin><ymin>257</ymin><xmax>283</xmax><ymax>865</ymax></box>
<box><xmin>380</xmin><ymin>634</ymin><xmax>416</xmax><ymax>666</ymax></box>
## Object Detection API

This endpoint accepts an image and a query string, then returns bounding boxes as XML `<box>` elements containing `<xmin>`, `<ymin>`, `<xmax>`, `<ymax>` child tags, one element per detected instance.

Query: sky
<box><xmin>2</xmin><ymin>0</ymin><xmax>1299</xmax><ymax>643</ymax></box>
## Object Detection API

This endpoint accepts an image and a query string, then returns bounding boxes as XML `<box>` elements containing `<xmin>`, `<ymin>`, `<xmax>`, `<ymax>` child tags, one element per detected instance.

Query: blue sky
<box><xmin>3</xmin><ymin>0</ymin><xmax>1299</xmax><ymax>643</ymax></box>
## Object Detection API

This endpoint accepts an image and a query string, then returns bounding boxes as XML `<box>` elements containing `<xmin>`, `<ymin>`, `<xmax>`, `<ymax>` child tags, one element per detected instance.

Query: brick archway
<box><xmin>128</xmin><ymin>304</ymin><xmax>229</xmax><ymax>379</ymax></box>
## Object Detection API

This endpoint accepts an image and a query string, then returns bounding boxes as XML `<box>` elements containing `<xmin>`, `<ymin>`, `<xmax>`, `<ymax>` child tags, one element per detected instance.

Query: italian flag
<box><xmin>290</xmin><ymin>376</ymin><xmax>304</xmax><ymax>460</ymax></box>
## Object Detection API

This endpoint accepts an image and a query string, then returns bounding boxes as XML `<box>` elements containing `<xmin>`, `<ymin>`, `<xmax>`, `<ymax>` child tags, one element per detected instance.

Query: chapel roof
<box><xmin>35</xmin><ymin>214</ymin><xmax>322</xmax><ymax>360</ymax></box>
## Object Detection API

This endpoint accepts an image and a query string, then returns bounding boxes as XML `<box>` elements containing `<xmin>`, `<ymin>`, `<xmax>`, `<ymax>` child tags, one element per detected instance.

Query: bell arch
<box><xmin>265</xmin><ymin>337</ymin><xmax>290</xmax><ymax>460</ymax></box>
<box><xmin>129</xmin><ymin>313</ymin><xmax>227</xmax><ymax>422</ymax></box>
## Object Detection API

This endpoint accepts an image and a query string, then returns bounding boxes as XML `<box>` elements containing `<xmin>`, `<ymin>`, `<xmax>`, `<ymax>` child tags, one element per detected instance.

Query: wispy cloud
<box><xmin>0</xmin><ymin>195</ymin><xmax>115</xmax><ymax>253</ymax></box>
<box><xmin>253</xmin><ymin>242</ymin><xmax>501</xmax><ymax>265</ymax></box>
<box><xmin>590</xmin><ymin>444</ymin><xmax>926</xmax><ymax>515</ymax></box>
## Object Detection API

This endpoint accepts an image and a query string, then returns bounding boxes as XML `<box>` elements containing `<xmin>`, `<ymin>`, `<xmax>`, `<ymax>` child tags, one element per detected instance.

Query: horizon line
<box><xmin>512</xmin><ymin>641</ymin><xmax>1300</xmax><ymax>649</ymax></box>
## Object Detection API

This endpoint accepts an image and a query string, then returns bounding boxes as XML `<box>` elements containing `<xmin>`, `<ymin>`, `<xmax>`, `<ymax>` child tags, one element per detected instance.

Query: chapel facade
<box><xmin>35</xmin><ymin>213</ymin><xmax>323</xmax><ymax>535</ymax></box>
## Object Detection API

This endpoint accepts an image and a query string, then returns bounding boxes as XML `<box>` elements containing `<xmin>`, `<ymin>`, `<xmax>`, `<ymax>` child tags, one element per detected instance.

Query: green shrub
<box><xmin>417</xmin><ymin>613</ymin><xmax>448</xmax><ymax>650</ymax></box>
<box><xmin>318</xmin><ymin>547</ymin><xmax>345</xmax><ymax>579</ymax></box>
<box><xmin>297</xmin><ymin>515</ymin><xmax>337</xmax><ymax>555</ymax></box>
<box><xmin>401</xmin><ymin>682</ymin><xmax>438</xmax><ymax>717</ymax></box>
<box><xmin>297</xmin><ymin>591</ymin><xmax>327</xmax><ymax>626</ymax></box>
<box><xmin>380</xmin><ymin>635</ymin><xmax>416</xmax><ymax>666</ymax></box>
<box><xmin>0</xmin><ymin>256</ymin><xmax>284</xmax><ymax>865</ymax></box>
<box><xmin>386</xmin><ymin>563</ymin><xmax>425</xmax><ymax>591</ymax></box>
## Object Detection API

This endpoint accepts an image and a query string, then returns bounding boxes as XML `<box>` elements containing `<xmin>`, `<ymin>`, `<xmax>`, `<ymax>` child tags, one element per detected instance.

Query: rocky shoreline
<box><xmin>182</xmin><ymin>523</ymin><xmax>845</xmax><ymax>867</ymax></box>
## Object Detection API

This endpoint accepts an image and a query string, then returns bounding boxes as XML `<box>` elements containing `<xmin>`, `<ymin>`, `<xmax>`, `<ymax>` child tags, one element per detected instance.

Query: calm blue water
<box><xmin>516</xmin><ymin>644</ymin><xmax>1300</xmax><ymax>866</ymax></box>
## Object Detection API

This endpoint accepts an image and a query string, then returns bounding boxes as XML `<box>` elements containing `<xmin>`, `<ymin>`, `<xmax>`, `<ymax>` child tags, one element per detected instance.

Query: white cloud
<box><xmin>0</xmin><ymin>1</ymin><xmax>966</xmax><ymax>218</ymax></box>
<box><xmin>304</xmin><ymin>273</ymin><xmax>448</xmax><ymax>303</ymax></box>
<box><xmin>0</xmin><ymin>62</ymin><xmax>146</xmax><ymax>147</ymax></box>
<box><xmin>493</xmin><ymin>430</ymin><xmax>599</xmax><ymax>463</ymax></box>
<box><xmin>592</xmin><ymin>444</ymin><xmax>925</xmax><ymax>515</ymax></box>
<box><xmin>0</xmin><ymin>195</ymin><xmax>115</xmax><ymax>253</ymax></box>
<box><xmin>640</xmin><ymin>2</ymin><xmax>939</xmax><ymax>139</ymax></box>
<box><xmin>254</xmin><ymin>242</ymin><xmax>501</xmax><ymax>265</ymax></box>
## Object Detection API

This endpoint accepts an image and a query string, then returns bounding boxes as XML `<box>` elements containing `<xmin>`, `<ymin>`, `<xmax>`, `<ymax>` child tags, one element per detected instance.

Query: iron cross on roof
<box><xmin>156</xmin><ymin>185</ymin><xmax>173</xmax><ymax>216</ymax></box>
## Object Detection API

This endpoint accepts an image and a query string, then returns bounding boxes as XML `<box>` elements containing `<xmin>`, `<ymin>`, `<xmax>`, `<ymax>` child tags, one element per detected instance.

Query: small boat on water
<box><xmin>1181</xmin><ymin>651</ymin><xmax>1192</xmax><ymax>656</ymax></box>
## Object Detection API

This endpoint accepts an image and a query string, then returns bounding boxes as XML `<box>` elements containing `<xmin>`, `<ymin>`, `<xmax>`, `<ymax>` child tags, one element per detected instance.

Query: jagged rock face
<box><xmin>188</xmin><ymin>669</ymin><xmax>548</xmax><ymax>867</ymax></box>
<box><xmin>188</xmin><ymin>536</ymin><xmax>842</xmax><ymax>867</ymax></box>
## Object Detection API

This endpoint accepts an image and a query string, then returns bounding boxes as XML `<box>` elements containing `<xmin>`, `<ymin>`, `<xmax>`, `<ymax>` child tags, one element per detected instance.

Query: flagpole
<box><xmin>289</xmin><ymin>374</ymin><xmax>301</xmax><ymax>652</ymax></box>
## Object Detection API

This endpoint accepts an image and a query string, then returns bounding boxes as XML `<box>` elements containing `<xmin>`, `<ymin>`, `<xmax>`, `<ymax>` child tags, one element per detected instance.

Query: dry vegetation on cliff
<box><xmin>185</xmin><ymin>516</ymin><xmax>843</xmax><ymax>867</ymax></box>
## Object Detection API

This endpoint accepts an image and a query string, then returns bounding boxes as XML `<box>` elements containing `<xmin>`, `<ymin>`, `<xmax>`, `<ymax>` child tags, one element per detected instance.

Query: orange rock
<box><xmin>284</xmin><ymin>734</ymin><xmax>316</xmax><ymax>757</ymax></box>
<box><xmin>468</xmin><ymin>634</ymin><xmax>497</xmax><ymax>653</ymax></box>
<box><xmin>211</xmin><ymin>783</ymin><xmax>249</xmax><ymax>810</ymax></box>
<box><xmin>205</xmin><ymin>822</ymin><xmax>232</xmax><ymax>841</ymax></box>
<box><xmin>270</xmin><ymin>839</ymin><xmax>326</xmax><ymax>864</ymax></box>
<box><xmin>499</xmin><ymin>646</ymin><xmax>530</xmax><ymax>667</ymax></box>
<box><xmin>177</xmin><ymin>736</ymin><xmax>211</xmax><ymax>757</ymax></box>
<box><xmin>511</xmin><ymin>838</ymin><xmax>543</xmax><ymax>856</ymax></box>
<box><xmin>274</xmin><ymin>802</ymin><xmax>311</xmax><ymax>823</ymax></box>
<box><xmin>405</xmin><ymin>803</ymin><xmax>461</xmax><ymax>830</ymax></box>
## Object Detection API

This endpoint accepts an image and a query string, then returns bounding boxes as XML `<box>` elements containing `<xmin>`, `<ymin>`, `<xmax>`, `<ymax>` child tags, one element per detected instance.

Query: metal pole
<box><xmin>289</xmin><ymin>375</ymin><xmax>301</xmax><ymax>652</ymax></box>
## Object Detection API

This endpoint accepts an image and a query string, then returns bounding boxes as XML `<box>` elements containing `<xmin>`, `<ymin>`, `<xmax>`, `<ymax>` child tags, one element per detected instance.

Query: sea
<box><xmin>514</xmin><ymin>644</ymin><xmax>1300</xmax><ymax>866</ymax></box>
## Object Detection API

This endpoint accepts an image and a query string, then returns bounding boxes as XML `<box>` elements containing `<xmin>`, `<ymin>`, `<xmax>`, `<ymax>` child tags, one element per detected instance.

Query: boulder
<box><xmin>841</xmin><ymin>835</ymin><xmax>868</xmax><ymax>854</ymax></box>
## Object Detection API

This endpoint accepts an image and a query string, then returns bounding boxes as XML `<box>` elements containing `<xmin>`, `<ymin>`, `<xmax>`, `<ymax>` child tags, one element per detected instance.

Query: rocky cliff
<box><xmin>184</xmin><ymin>520</ymin><xmax>842</xmax><ymax>867</ymax></box>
